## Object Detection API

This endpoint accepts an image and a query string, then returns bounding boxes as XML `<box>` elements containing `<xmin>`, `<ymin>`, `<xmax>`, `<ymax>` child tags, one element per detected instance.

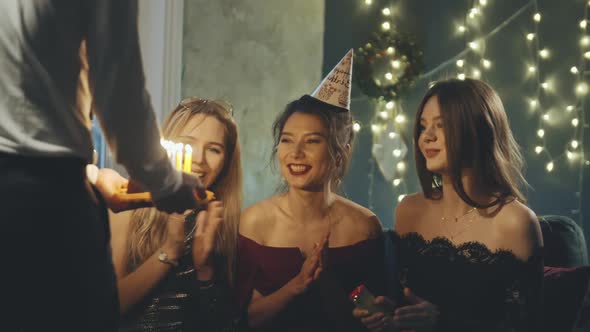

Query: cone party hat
<box><xmin>304</xmin><ymin>49</ymin><xmax>353</xmax><ymax>112</ymax></box>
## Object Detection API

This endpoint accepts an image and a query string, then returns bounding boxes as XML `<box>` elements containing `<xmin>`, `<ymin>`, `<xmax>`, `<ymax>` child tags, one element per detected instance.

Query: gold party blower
<box><xmin>111</xmin><ymin>139</ymin><xmax>215</xmax><ymax>208</ymax></box>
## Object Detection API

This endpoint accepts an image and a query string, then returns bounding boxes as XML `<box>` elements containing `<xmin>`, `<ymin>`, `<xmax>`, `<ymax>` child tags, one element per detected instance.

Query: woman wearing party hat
<box><xmin>238</xmin><ymin>50</ymin><xmax>386</xmax><ymax>332</ymax></box>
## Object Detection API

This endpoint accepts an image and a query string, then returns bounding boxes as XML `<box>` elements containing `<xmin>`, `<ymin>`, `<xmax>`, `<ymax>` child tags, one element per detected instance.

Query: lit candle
<box><xmin>183</xmin><ymin>144</ymin><xmax>192</xmax><ymax>173</ymax></box>
<box><xmin>167</xmin><ymin>140</ymin><xmax>175</xmax><ymax>166</ymax></box>
<box><xmin>161</xmin><ymin>139</ymin><xmax>171</xmax><ymax>160</ymax></box>
<box><xmin>175</xmin><ymin>143</ymin><xmax>183</xmax><ymax>170</ymax></box>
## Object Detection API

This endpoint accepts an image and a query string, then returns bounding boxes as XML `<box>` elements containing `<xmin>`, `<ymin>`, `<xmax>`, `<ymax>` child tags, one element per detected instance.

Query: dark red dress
<box><xmin>237</xmin><ymin>234</ymin><xmax>386</xmax><ymax>332</ymax></box>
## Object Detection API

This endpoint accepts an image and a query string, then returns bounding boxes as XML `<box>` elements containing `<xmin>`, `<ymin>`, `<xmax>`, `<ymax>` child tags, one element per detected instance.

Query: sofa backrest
<box><xmin>539</xmin><ymin>215</ymin><xmax>588</xmax><ymax>268</ymax></box>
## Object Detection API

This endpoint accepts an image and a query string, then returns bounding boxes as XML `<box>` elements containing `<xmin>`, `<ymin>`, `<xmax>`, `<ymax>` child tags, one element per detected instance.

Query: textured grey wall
<box><xmin>182</xmin><ymin>0</ymin><xmax>325</xmax><ymax>207</ymax></box>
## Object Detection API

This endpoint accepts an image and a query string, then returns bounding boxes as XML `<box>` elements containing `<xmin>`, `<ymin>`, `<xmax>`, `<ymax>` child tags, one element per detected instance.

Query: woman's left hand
<box><xmin>353</xmin><ymin>296</ymin><xmax>397</xmax><ymax>332</ymax></box>
<box><xmin>192</xmin><ymin>201</ymin><xmax>224</xmax><ymax>280</ymax></box>
<box><xmin>93</xmin><ymin>167</ymin><xmax>127</xmax><ymax>209</ymax></box>
<box><xmin>393</xmin><ymin>288</ymin><xmax>439</xmax><ymax>332</ymax></box>
<box><xmin>93</xmin><ymin>167</ymin><xmax>152</xmax><ymax>212</ymax></box>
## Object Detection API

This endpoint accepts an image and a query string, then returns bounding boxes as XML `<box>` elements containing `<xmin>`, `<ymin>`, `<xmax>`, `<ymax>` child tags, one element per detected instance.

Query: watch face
<box><xmin>158</xmin><ymin>250</ymin><xmax>178</xmax><ymax>267</ymax></box>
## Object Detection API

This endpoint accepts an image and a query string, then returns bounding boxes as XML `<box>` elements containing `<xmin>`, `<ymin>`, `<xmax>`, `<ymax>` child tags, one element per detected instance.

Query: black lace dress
<box><xmin>392</xmin><ymin>231</ymin><xmax>543</xmax><ymax>332</ymax></box>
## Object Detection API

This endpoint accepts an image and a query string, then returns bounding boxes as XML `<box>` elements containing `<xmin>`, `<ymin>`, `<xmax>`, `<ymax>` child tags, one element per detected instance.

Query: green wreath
<box><xmin>354</xmin><ymin>30</ymin><xmax>423</xmax><ymax>99</ymax></box>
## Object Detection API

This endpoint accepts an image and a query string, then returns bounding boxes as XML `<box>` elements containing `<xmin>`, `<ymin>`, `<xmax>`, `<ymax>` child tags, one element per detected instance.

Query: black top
<box><xmin>392</xmin><ymin>231</ymin><xmax>543</xmax><ymax>332</ymax></box>
<box><xmin>119</xmin><ymin>211</ymin><xmax>243</xmax><ymax>332</ymax></box>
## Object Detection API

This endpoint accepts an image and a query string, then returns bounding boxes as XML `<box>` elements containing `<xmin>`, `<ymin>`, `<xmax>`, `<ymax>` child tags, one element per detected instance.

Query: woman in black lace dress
<box><xmin>354</xmin><ymin>78</ymin><xmax>543</xmax><ymax>332</ymax></box>
<box><xmin>109</xmin><ymin>98</ymin><xmax>244</xmax><ymax>331</ymax></box>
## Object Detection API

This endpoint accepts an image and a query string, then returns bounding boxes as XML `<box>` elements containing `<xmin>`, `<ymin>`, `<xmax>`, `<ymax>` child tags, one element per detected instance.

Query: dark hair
<box><xmin>271</xmin><ymin>96</ymin><xmax>355</xmax><ymax>191</ymax></box>
<box><xmin>414</xmin><ymin>78</ymin><xmax>527</xmax><ymax>208</ymax></box>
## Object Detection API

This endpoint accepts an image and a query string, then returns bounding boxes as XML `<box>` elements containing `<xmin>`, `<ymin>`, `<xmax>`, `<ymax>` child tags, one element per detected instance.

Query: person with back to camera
<box><xmin>0</xmin><ymin>1</ymin><xmax>205</xmax><ymax>330</ymax></box>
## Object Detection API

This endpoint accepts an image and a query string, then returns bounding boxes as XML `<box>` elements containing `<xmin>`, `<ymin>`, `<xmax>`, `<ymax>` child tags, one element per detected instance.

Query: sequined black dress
<box><xmin>119</xmin><ymin>211</ymin><xmax>242</xmax><ymax>332</ymax></box>
<box><xmin>392</xmin><ymin>231</ymin><xmax>543</xmax><ymax>332</ymax></box>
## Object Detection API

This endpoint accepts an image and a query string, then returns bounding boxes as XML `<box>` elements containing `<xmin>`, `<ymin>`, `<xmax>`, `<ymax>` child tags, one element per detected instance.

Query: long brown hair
<box><xmin>271</xmin><ymin>96</ymin><xmax>355</xmax><ymax>192</ymax></box>
<box><xmin>413</xmin><ymin>78</ymin><xmax>527</xmax><ymax>208</ymax></box>
<box><xmin>127</xmin><ymin>98</ymin><xmax>242</xmax><ymax>285</ymax></box>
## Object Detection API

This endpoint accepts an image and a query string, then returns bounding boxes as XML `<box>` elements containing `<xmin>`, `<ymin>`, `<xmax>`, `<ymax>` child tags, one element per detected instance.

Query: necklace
<box><xmin>441</xmin><ymin>207</ymin><xmax>479</xmax><ymax>240</ymax></box>
<box><xmin>440</xmin><ymin>207</ymin><xmax>477</xmax><ymax>223</ymax></box>
<box><xmin>447</xmin><ymin>218</ymin><xmax>478</xmax><ymax>240</ymax></box>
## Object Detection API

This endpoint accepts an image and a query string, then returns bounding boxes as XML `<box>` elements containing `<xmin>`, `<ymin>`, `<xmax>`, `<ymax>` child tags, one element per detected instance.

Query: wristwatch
<box><xmin>158</xmin><ymin>250</ymin><xmax>179</xmax><ymax>267</ymax></box>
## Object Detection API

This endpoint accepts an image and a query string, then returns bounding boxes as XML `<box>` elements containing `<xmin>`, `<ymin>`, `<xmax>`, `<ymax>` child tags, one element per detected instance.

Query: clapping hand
<box><xmin>287</xmin><ymin>232</ymin><xmax>329</xmax><ymax>295</ymax></box>
<box><xmin>192</xmin><ymin>201</ymin><xmax>224</xmax><ymax>280</ymax></box>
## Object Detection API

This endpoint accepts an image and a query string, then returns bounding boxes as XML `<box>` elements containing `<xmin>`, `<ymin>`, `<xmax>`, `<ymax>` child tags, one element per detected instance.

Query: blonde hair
<box><xmin>127</xmin><ymin>98</ymin><xmax>242</xmax><ymax>285</ymax></box>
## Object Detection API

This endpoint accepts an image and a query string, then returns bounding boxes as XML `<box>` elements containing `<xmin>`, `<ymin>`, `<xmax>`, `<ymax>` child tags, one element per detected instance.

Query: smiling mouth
<box><xmin>194</xmin><ymin>171</ymin><xmax>207</xmax><ymax>180</ymax></box>
<box><xmin>424</xmin><ymin>149</ymin><xmax>441</xmax><ymax>158</ymax></box>
<box><xmin>288</xmin><ymin>164</ymin><xmax>312</xmax><ymax>176</ymax></box>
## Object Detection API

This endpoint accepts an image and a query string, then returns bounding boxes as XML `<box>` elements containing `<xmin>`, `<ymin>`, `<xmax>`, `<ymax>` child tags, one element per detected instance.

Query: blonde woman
<box><xmin>109</xmin><ymin>98</ymin><xmax>243</xmax><ymax>331</ymax></box>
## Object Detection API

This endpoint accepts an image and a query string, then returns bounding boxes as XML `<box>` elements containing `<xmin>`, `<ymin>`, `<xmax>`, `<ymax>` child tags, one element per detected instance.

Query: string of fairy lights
<box><xmin>568</xmin><ymin>2</ymin><xmax>588</xmax><ymax>221</ymax></box>
<box><xmin>358</xmin><ymin>0</ymin><xmax>588</xmax><ymax>224</ymax></box>
<box><xmin>356</xmin><ymin>1</ymin><xmax>411</xmax><ymax>209</ymax></box>
<box><xmin>454</xmin><ymin>0</ymin><xmax>492</xmax><ymax>82</ymax></box>
<box><xmin>528</xmin><ymin>0</ymin><xmax>552</xmax><ymax>172</ymax></box>
<box><xmin>522</xmin><ymin>0</ymin><xmax>589</xmax><ymax>223</ymax></box>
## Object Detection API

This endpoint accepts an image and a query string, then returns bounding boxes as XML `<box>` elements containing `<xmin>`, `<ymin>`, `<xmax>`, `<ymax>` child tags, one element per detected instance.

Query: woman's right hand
<box><xmin>162</xmin><ymin>211</ymin><xmax>190</xmax><ymax>260</ymax></box>
<box><xmin>286</xmin><ymin>232</ymin><xmax>329</xmax><ymax>296</ymax></box>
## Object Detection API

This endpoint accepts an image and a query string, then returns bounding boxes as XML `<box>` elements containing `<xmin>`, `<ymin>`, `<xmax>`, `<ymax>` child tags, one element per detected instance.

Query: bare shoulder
<box><xmin>239</xmin><ymin>196</ymin><xmax>278</xmax><ymax>243</ymax></box>
<box><xmin>335</xmin><ymin>196</ymin><xmax>382</xmax><ymax>239</ymax></box>
<box><xmin>494</xmin><ymin>200</ymin><xmax>543</xmax><ymax>260</ymax></box>
<box><xmin>394</xmin><ymin>192</ymin><xmax>428</xmax><ymax>234</ymax></box>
